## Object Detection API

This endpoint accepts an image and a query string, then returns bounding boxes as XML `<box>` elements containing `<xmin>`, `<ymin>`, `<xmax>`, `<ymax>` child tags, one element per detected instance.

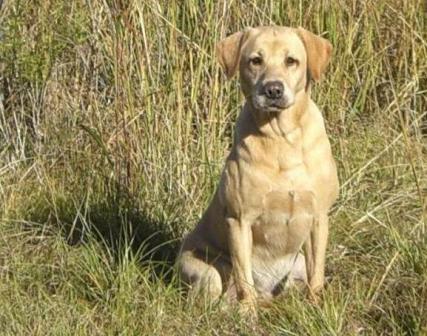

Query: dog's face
<box><xmin>217</xmin><ymin>26</ymin><xmax>332</xmax><ymax>112</ymax></box>
<box><xmin>240</xmin><ymin>27</ymin><xmax>308</xmax><ymax>112</ymax></box>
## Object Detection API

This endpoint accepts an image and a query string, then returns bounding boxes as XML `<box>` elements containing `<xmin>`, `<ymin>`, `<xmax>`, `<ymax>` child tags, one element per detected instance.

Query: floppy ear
<box><xmin>297</xmin><ymin>27</ymin><xmax>332</xmax><ymax>81</ymax></box>
<box><xmin>216</xmin><ymin>30</ymin><xmax>250</xmax><ymax>79</ymax></box>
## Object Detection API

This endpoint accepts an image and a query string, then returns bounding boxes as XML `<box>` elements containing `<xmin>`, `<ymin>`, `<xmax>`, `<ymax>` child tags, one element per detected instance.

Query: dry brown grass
<box><xmin>0</xmin><ymin>0</ymin><xmax>426</xmax><ymax>334</ymax></box>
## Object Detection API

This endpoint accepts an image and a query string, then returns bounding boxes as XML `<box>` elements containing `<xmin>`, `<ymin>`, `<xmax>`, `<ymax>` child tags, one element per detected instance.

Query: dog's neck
<box><xmin>246</xmin><ymin>89</ymin><xmax>310</xmax><ymax>139</ymax></box>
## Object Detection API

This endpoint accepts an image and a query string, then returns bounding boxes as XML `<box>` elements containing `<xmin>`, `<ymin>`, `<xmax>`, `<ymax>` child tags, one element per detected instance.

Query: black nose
<box><xmin>264</xmin><ymin>81</ymin><xmax>284</xmax><ymax>99</ymax></box>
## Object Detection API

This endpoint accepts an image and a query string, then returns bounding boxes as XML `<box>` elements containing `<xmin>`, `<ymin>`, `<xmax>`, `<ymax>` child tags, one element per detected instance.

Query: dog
<box><xmin>177</xmin><ymin>26</ymin><xmax>339</xmax><ymax>312</ymax></box>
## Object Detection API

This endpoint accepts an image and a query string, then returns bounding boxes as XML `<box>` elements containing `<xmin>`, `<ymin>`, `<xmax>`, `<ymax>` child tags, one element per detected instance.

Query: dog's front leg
<box><xmin>303</xmin><ymin>230</ymin><xmax>314</xmax><ymax>285</ymax></box>
<box><xmin>226</xmin><ymin>217</ymin><xmax>257</xmax><ymax>309</ymax></box>
<box><xmin>307</xmin><ymin>214</ymin><xmax>329</xmax><ymax>296</ymax></box>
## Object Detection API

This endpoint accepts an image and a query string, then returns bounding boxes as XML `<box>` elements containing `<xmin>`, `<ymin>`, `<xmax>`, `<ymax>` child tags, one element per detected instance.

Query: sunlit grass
<box><xmin>0</xmin><ymin>0</ymin><xmax>426</xmax><ymax>334</ymax></box>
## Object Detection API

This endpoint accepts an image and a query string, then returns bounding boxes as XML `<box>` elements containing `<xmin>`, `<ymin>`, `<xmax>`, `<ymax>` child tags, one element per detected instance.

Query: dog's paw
<box><xmin>237</xmin><ymin>288</ymin><xmax>258</xmax><ymax>316</ymax></box>
<box><xmin>307</xmin><ymin>291</ymin><xmax>320</xmax><ymax>304</ymax></box>
<box><xmin>306</xmin><ymin>284</ymin><xmax>323</xmax><ymax>305</ymax></box>
<box><xmin>238</xmin><ymin>299</ymin><xmax>258</xmax><ymax>321</ymax></box>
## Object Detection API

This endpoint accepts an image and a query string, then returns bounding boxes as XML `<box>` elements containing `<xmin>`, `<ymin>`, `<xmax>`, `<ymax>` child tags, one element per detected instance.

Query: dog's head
<box><xmin>217</xmin><ymin>26</ymin><xmax>332</xmax><ymax>112</ymax></box>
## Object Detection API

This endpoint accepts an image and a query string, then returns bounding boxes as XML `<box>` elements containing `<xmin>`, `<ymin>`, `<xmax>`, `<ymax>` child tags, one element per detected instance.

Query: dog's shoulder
<box><xmin>234</xmin><ymin>104</ymin><xmax>257</xmax><ymax>143</ymax></box>
<box><xmin>300</xmin><ymin>99</ymin><xmax>330</xmax><ymax>147</ymax></box>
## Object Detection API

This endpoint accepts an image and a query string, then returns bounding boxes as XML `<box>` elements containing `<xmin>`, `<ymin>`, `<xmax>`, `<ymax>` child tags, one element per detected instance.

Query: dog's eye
<box><xmin>250</xmin><ymin>56</ymin><xmax>263</xmax><ymax>66</ymax></box>
<box><xmin>286</xmin><ymin>57</ymin><xmax>298</xmax><ymax>66</ymax></box>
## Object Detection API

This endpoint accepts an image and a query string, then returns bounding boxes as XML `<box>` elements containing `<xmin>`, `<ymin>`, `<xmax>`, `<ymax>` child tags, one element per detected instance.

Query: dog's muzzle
<box><xmin>253</xmin><ymin>80</ymin><xmax>294</xmax><ymax>112</ymax></box>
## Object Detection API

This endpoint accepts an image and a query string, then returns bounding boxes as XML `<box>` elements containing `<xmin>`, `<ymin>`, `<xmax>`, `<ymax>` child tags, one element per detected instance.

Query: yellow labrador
<box><xmin>177</xmin><ymin>26</ymin><xmax>339</xmax><ymax>311</ymax></box>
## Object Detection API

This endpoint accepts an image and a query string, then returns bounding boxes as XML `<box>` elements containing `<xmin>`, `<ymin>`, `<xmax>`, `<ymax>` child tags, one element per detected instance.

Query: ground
<box><xmin>0</xmin><ymin>0</ymin><xmax>426</xmax><ymax>335</ymax></box>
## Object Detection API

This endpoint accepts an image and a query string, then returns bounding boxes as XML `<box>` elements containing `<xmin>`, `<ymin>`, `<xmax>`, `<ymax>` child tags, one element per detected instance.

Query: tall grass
<box><xmin>0</xmin><ymin>0</ymin><xmax>426</xmax><ymax>334</ymax></box>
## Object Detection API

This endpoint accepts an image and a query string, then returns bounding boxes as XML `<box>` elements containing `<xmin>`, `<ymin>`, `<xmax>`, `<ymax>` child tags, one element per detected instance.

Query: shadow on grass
<box><xmin>22</xmin><ymin>189</ymin><xmax>182</xmax><ymax>281</ymax></box>
<box><xmin>70</xmin><ymin>199</ymin><xmax>181</xmax><ymax>279</ymax></box>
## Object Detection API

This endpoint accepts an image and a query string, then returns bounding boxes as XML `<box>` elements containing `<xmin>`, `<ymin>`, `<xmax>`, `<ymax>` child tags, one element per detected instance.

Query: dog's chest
<box><xmin>276</xmin><ymin>130</ymin><xmax>304</xmax><ymax>172</ymax></box>
<box><xmin>251</xmin><ymin>190</ymin><xmax>315</xmax><ymax>256</ymax></box>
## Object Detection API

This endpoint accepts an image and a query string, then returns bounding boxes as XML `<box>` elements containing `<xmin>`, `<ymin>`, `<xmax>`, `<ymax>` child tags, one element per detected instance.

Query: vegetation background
<box><xmin>0</xmin><ymin>0</ymin><xmax>425</xmax><ymax>334</ymax></box>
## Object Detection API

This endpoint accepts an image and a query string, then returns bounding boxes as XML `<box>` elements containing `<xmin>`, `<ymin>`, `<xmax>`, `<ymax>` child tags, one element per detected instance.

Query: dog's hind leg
<box><xmin>178</xmin><ymin>250</ymin><xmax>224</xmax><ymax>300</ymax></box>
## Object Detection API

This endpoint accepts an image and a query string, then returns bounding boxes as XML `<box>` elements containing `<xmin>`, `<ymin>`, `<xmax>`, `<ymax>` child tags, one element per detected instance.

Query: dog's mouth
<box><xmin>253</xmin><ymin>97</ymin><xmax>292</xmax><ymax>112</ymax></box>
<box><xmin>266</xmin><ymin>101</ymin><xmax>289</xmax><ymax>111</ymax></box>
